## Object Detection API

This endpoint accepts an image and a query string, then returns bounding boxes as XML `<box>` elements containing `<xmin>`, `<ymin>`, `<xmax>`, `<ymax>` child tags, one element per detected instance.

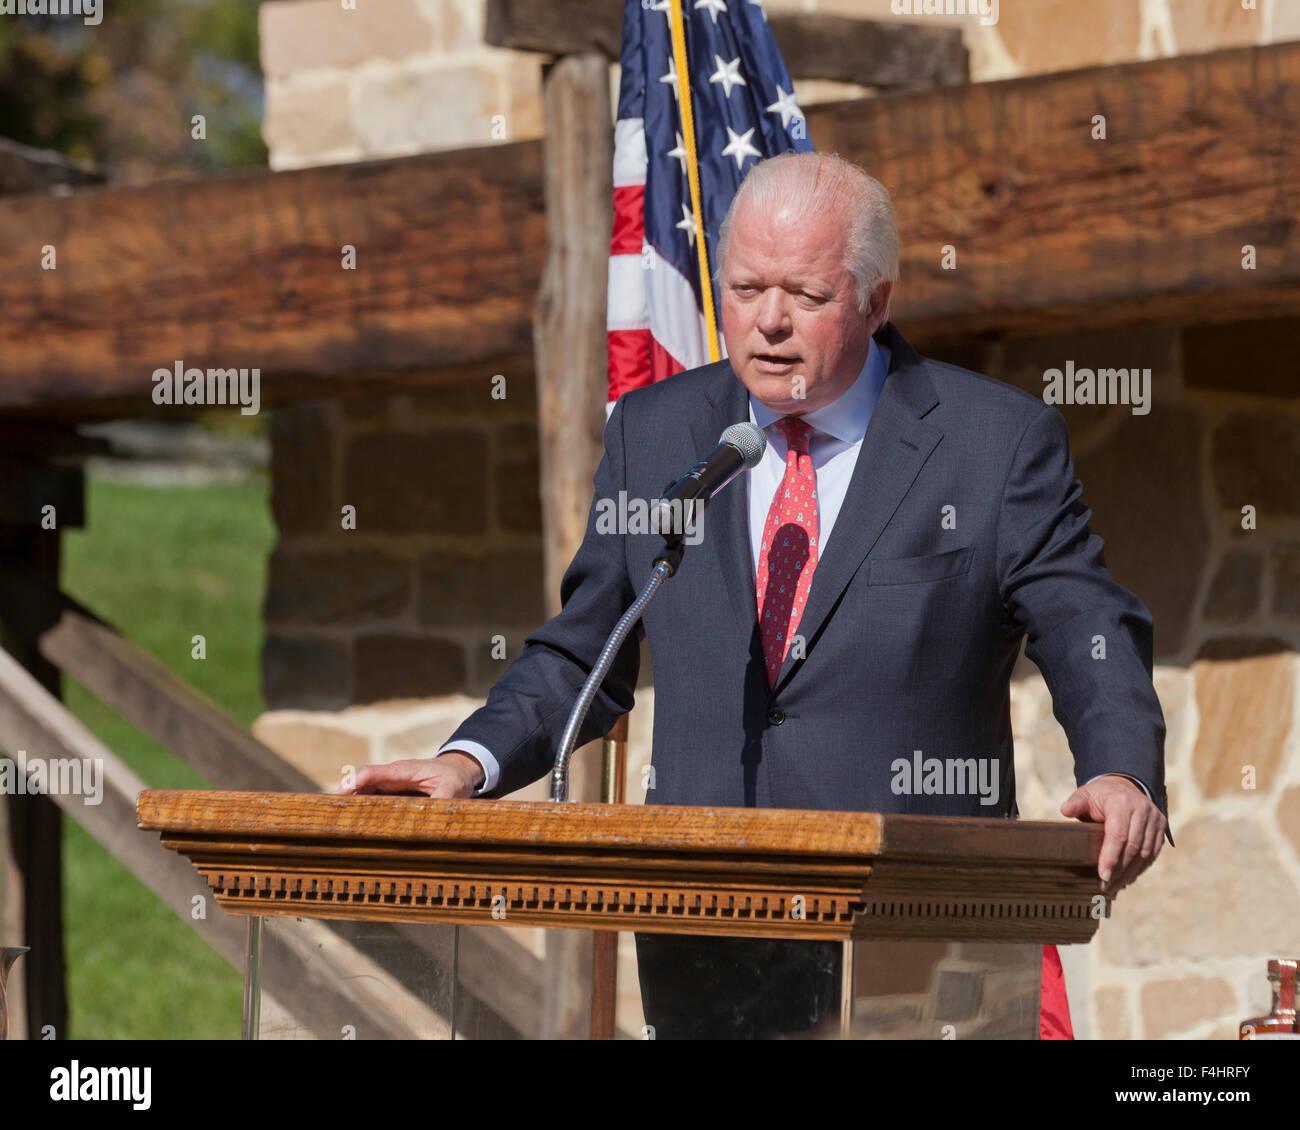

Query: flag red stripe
<box><xmin>607</xmin><ymin>329</ymin><xmax>652</xmax><ymax>401</ymax></box>
<box><xmin>648</xmin><ymin>334</ymin><xmax>684</xmax><ymax>386</ymax></box>
<box><xmin>606</xmin><ymin>330</ymin><xmax>690</xmax><ymax>401</ymax></box>
<box><xmin>610</xmin><ymin>184</ymin><xmax>645</xmax><ymax>257</ymax></box>
<box><xmin>1040</xmin><ymin>944</ymin><xmax>1075</xmax><ymax>1040</ymax></box>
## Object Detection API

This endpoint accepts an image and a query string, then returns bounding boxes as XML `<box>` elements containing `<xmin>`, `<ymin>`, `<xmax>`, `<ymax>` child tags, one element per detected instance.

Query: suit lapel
<box><xmin>772</xmin><ymin>323</ymin><xmax>943</xmax><ymax>691</ymax></box>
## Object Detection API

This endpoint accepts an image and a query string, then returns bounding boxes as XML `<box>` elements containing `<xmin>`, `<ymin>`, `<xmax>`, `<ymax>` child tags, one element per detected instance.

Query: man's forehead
<box><xmin>725</xmin><ymin>232</ymin><xmax>846</xmax><ymax>284</ymax></box>
<box><xmin>727</xmin><ymin>201</ymin><xmax>846</xmax><ymax>270</ymax></box>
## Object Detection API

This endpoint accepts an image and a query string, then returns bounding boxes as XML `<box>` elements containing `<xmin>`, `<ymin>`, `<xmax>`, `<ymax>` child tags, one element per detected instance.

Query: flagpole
<box><xmin>667</xmin><ymin>0</ymin><xmax>721</xmax><ymax>364</ymax></box>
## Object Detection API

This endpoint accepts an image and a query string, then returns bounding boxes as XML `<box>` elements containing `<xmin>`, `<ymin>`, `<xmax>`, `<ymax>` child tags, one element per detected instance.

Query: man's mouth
<box><xmin>753</xmin><ymin>353</ymin><xmax>799</xmax><ymax>368</ymax></box>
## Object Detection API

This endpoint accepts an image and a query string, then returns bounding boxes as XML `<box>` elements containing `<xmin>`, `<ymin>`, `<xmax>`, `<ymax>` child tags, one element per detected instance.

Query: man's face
<box><xmin>719</xmin><ymin>200</ymin><xmax>887</xmax><ymax>415</ymax></box>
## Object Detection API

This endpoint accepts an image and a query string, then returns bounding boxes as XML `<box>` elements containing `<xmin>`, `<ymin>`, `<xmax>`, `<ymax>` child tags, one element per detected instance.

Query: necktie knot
<box><xmin>773</xmin><ymin>415</ymin><xmax>813</xmax><ymax>454</ymax></box>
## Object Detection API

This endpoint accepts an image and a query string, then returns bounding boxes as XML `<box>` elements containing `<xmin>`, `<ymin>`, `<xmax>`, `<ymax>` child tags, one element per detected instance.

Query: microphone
<box><xmin>652</xmin><ymin>422</ymin><xmax>766</xmax><ymax>534</ymax></box>
<box><xmin>552</xmin><ymin>422</ymin><xmax>766</xmax><ymax>799</ymax></box>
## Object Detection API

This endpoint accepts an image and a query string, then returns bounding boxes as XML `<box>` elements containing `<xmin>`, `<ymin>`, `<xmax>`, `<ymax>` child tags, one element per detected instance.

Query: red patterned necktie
<box><xmin>756</xmin><ymin>416</ymin><xmax>819</xmax><ymax>687</ymax></box>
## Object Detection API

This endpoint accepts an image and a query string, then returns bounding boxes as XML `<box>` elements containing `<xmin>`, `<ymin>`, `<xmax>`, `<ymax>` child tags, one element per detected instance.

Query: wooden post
<box><xmin>533</xmin><ymin>49</ymin><xmax>614</xmax><ymax>1038</ymax></box>
<box><xmin>534</xmin><ymin>51</ymin><xmax>612</xmax><ymax>619</ymax></box>
<box><xmin>0</xmin><ymin>518</ymin><xmax>72</xmax><ymax>1041</ymax></box>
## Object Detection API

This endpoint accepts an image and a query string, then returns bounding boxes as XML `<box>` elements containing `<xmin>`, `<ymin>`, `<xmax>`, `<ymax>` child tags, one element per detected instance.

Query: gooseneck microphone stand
<box><xmin>547</xmin><ymin>421</ymin><xmax>765</xmax><ymax>802</ymax></box>
<box><xmin>548</xmin><ymin>533</ymin><xmax>685</xmax><ymax>803</ymax></box>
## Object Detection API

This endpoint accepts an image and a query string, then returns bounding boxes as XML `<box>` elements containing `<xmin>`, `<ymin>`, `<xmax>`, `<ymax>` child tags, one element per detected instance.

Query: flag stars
<box><xmin>709</xmin><ymin>54</ymin><xmax>747</xmax><ymax>98</ymax></box>
<box><xmin>665</xmin><ymin>131</ymin><xmax>689</xmax><ymax>173</ymax></box>
<box><xmin>675</xmin><ymin>202</ymin><xmax>699</xmax><ymax>247</ymax></box>
<box><xmin>766</xmin><ymin>85</ymin><xmax>804</xmax><ymax>130</ymax></box>
<box><xmin>721</xmin><ymin>125</ymin><xmax>761</xmax><ymax>169</ymax></box>
<box><xmin>695</xmin><ymin>0</ymin><xmax>728</xmax><ymax>25</ymax></box>
<box><xmin>658</xmin><ymin>57</ymin><xmax>681</xmax><ymax>101</ymax></box>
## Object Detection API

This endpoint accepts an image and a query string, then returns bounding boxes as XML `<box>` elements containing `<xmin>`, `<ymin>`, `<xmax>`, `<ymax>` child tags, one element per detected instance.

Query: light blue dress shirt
<box><xmin>746</xmin><ymin>340</ymin><xmax>890</xmax><ymax>580</ymax></box>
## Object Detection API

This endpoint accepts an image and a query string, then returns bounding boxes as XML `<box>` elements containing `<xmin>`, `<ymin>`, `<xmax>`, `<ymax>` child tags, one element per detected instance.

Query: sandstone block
<box><xmin>270</xmin><ymin>400</ymin><xmax>336</xmax><ymax>535</ymax></box>
<box><xmin>263</xmin><ymin>633</ymin><xmax>351</xmax><ymax>710</ymax></box>
<box><xmin>1141</xmin><ymin>974</ymin><xmax>1236</xmax><ymax>1040</ymax></box>
<box><xmin>354</xmin><ymin>63</ymin><xmax>502</xmax><ymax>157</ymax></box>
<box><xmin>265</xmin><ymin>547</ymin><xmax>412</xmax><ymax>624</ymax></box>
<box><xmin>343</xmin><ymin>429</ymin><xmax>488</xmax><ymax>535</ymax></box>
<box><xmin>261</xmin><ymin>0</ymin><xmax>434</xmax><ymax>80</ymax></box>
<box><xmin>1202</xmin><ymin>550</ymin><xmax>1262</xmax><ymax>622</ymax></box>
<box><xmin>262</xmin><ymin>78</ymin><xmax>358</xmax><ymax>163</ymax></box>
<box><xmin>1192</xmin><ymin>639</ymin><xmax>1292</xmax><ymax>798</ymax></box>
<box><xmin>354</xmin><ymin>632</ymin><xmax>467</xmax><ymax>700</ymax></box>
<box><xmin>1212</xmin><ymin>414</ymin><xmax>1300</xmax><ymax>521</ymax></box>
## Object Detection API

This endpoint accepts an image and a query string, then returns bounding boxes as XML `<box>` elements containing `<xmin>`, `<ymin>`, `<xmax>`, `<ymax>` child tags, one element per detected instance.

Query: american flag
<box><xmin>606</xmin><ymin>0</ymin><xmax>813</xmax><ymax>404</ymax></box>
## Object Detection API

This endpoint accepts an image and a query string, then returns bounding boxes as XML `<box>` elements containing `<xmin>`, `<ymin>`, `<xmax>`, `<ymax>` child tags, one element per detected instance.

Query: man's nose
<box><xmin>755</xmin><ymin>290</ymin><xmax>791</xmax><ymax>335</ymax></box>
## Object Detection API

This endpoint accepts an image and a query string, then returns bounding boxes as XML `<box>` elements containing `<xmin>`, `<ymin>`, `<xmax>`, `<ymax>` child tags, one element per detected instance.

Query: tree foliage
<box><xmin>0</xmin><ymin>1</ymin><xmax>267</xmax><ymax>182</ymax></box>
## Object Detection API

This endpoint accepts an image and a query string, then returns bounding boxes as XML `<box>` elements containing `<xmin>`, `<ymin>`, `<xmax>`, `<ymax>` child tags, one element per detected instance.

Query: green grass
<box><xmin>50</xmin><ymin>470</ymin><xmax>274</xmax><ymax>1038</ymax></box>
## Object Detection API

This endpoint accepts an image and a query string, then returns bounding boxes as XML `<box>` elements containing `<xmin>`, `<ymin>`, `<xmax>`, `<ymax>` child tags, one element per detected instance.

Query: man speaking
<box><xmin>342</xmin><ymin>151</ymin><xmax>1171</xmax><ymax>1036</ymax></box>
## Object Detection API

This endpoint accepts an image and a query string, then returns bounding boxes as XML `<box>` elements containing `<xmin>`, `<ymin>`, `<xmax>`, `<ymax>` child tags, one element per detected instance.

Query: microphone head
<box><xmin>719</xmin><ymin>422</ymin><xmax>766</xmax><ymax>469</ymax></box>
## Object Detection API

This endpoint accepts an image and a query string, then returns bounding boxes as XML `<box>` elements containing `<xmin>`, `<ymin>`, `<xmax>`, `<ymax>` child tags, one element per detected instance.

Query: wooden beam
<box><xmin>763</xmin><ymin>14</ymin><xmax>967</xmax><ymax>89</ymax></box>
<box><xmin>0</xmin><ymin>420</ymin><xmax>110</xmax><ymax>459</ymax></box>
<box><xmin>4</xmin><ymin>43</ymin><xmax>1300</xmax><ymax>415</ymax></box>
<box><xmin>39</xmin><ymin>609</ymin><xmax>318</xmax><ymax>795</ymax></box>
<box><xmin>809</xmin><ymin>42</ymin><xmax>1300</xmax><ymax>346</ymax></box>
<box><xmin>484</xmin><ymin>1</ymin><xmax>968</xmax><ymax>88</ymax></box>
<box><xmin>0</xmin><ymin>142</ymin><xmax>546</xmax><ymax>417</ymax></box>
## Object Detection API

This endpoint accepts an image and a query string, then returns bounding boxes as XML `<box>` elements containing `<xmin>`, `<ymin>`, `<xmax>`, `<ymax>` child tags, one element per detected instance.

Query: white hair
<box><xmin>713</xmin><ymin>151</ymin><xmax>900</xmax><ymax>320</ymax></box>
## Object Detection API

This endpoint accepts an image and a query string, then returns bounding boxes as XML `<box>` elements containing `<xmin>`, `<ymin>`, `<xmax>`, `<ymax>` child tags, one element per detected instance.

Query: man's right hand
<box><xmin>337</xmin><ymin>752</ymin><xmax>485</xmax><ymax>799</ymax></box>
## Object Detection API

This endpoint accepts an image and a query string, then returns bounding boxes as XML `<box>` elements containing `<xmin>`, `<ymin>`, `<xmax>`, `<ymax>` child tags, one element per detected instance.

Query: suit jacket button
<box><xmin>766</xmin><ymin>707</ymin><xmax>785</xmax><ymax>726</ymax></box>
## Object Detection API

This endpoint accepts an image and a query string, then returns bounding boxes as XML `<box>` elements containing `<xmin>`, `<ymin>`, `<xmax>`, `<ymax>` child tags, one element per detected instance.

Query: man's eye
<box><xmin>800</xmin><ymin>292</ymin><xmax>825</xmax><ymax>304</ymax></box>
<box><xmin>734</xmin><ymin>285</ymin><xmax>756</xmax><ymax>296</ymax></box>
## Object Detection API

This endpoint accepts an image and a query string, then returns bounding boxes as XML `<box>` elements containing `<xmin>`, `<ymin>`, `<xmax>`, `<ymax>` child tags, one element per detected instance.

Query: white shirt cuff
<box><xmin>434</xmin><ymin>741</ymin><xmax>499</xmax><ymax>796</ymax></box>
<box><xmin>1085</xmin><ymin>772</ymin><xmax>1152</xmax><ymax>802</ymax></box>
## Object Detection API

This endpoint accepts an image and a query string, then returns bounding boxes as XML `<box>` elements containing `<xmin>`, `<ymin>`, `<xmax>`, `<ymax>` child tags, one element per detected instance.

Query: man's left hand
<box><xmin>1060</xmin><ymin>775</ymin><xmax>1167</xmax><ymax>894</ymax></box>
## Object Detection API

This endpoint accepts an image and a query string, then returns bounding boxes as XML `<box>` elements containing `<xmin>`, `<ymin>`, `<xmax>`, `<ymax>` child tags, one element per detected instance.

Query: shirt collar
<box><xmin>748</xmin><ymin>336</ymin><xmax>891</xmax><ymax>444</ymax></box>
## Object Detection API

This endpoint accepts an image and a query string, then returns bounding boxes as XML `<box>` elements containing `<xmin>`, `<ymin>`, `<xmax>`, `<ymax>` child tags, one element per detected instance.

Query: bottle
<box><xmin>1240</xmin><ymin>959</ymin><xmax>1298</xmax><ymax>1039</ymax></box>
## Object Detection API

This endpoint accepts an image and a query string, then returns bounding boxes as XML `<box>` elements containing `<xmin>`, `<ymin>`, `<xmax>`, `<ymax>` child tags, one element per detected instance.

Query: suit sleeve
<box><xmin>996</xmin><ymin>404</ymin><xmax>1173</xmax><ymax>846</ymax></box>
<box><xmin>439</xmin><ymin>395</ymin><xmax>641</xmax><ymax>797</ymax></box>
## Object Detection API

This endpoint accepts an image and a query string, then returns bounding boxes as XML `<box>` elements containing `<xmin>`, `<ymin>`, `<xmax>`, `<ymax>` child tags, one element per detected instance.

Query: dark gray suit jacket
<box><xmin>446</xmin><ymin>322</ymin><xmax>1171</xmax><ymax>840</ymax></box>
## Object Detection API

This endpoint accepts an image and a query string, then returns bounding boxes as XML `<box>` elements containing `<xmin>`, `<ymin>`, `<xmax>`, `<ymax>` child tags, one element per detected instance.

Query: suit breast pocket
<box><xmin>867</xmin><ymin>545</ymin><xmax>974</xmax><ymax>586</ymax></box>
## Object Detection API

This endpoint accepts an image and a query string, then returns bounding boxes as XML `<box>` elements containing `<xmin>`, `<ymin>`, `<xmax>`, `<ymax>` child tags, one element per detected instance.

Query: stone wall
<box><xmin>938</xmin><ymin>323</ymin><xmax>1300</xmax><ymax>1040</ymax></box>
<box><xmin>263</xmin><ymin>376</ymin><xmax>544</xmax><ymax>712</ymax></box>
<box><xmin>254</xmin><ymin>0</ymin><xmax>1300</xmax><ymax>1039</ymax></box>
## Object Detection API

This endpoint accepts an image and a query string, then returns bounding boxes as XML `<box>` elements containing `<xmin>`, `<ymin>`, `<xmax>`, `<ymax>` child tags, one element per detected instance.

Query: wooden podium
<box><xmin>137</xmin><ymin>790</ymin><xmax>1112</xmax><ymax>1038</ymax></box>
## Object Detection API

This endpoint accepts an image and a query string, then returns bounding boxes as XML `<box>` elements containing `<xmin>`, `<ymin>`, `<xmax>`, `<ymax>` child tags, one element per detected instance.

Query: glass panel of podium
<box><xmin>244</xmin><ymin>916</ymin><xmax>1043</xmax><ymax>1040</ymax></box>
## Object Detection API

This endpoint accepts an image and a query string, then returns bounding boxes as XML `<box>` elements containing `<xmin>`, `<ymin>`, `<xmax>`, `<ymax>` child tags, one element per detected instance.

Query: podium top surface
<box><xmin>137</xmin><ymin>789</ymin><xmax>1103</xmax><ymax>864</ymax></box>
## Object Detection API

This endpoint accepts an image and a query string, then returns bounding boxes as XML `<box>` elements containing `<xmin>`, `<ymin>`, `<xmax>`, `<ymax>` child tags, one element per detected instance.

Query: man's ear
<box><xmin>865</xmin><ymin>279</ymin><xmax>893</xmax><ymax>337</ymax></box>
